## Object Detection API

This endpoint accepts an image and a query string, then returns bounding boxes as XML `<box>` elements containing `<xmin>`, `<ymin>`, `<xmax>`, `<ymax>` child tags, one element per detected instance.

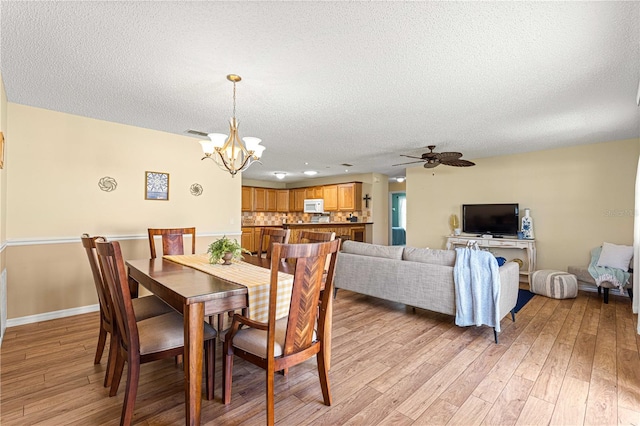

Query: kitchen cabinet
<box><xmin>253</xmin><ymin>188</ymin><xmax>266</xmax><ymax>211</ymax></box>
<box><xmin>276</xmin><ymin>190</ymin><xmax>289</xmax><ymax>212</ymax></box>
<box><xmin>241</xmin><ymin>227</ymin><xmax>254</xmax><ymax>252</ymax></box>
<box><xmin>289</xmin><ymin>188</ymin><xmax>306</xmax><ymax>212</ymax></box>
<box><xmin>338</xmin><ymin>182</ymin><xmax>362</xmax><ymax>211</ymax></box>
<box><xmin>323</xmin><ymin>185</ymin><xmax>338</xmax><ymax>211</ymax></box>
<box><xmin>305</xmin><ymin>186</ymin><xmax>323</xmax><ymax>199</ymax></box>
<box><xmin>241</xmin><ymin>186</ymin><xmax>254</xmax><ymax>212</ymax></box>
<box><xmin>265</xmin><ymin>189</ymin><xmax>277</xmax><ymax>212</ymax></box>
<box><xmin>254</xmin><ymin>227</ymin><xmax>266</xmax><ymax>253</ymax></box>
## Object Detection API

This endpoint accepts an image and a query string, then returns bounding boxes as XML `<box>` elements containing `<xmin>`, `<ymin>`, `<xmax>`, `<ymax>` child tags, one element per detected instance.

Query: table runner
<box><xmin>163</xmin><ymin>254</ymin><xmax>293</xmax><ymax>323</ymax></box>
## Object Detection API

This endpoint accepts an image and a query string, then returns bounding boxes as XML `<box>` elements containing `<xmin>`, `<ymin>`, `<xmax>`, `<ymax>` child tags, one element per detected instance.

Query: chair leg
<box><xmin>628</xmin><ymin>288</ymin><xmax>634</xmax><ymax>301</ymax></box>
<box><xmin>205</xmin><ymin>340</ymin><xmax>215</xmax><ymax>401</ymax></box>
<box><xmin>104</xmin><ymin>332</ymin><xmax>118</xmax><ymax>388</ymax></box>
<box><xmin>604</xmin><ymin>288</ymin><xmax>610</xmax><ymax>304</ymax></box>
<box><xmin>493</xmin><ymin>328</ymin><xmax>499</xmax><ymax>344</ymax></box>
<box><xmin>95</xmin><ymin>325</ymin><xmax>108</xmax><ymax>364</ymax></box>
<box><xmin>223</xmin><ymin>349</ymin><xmax>234</xmax><ymax>404</ymax></box>
<box><xmin>511</xmin><ymin>309</ymin><xmax>516</xmax><ymax>322</ymax></box>
<box><xmin>109</xmin><ymin>352</ymin><xmax>126</xmax><ymax>397</ymax></box>
<box><xmin>120</xmin><ymin>357</ymin><xmax>139</xmax><ymax>426</ymax></box>
<box><xmin>316</xmin><ymin>349</ymin><xmax>332</xmax><ymax>406</ymax></box>
<box><xmin>266</xmin><ymin>367</ymin><xmax>275</xmax><ymax>426</ymax></box>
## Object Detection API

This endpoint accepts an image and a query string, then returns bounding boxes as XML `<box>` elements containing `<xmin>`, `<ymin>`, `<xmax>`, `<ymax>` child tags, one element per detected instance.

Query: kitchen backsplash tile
<box><xmin>242</xmin><ymin>210</ymin><xmax>371</xmax><ymax>226</ymax></box>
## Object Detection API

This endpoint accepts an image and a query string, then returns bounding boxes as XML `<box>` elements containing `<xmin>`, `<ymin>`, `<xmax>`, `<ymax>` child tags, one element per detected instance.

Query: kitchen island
<box><xmin>241</xmin><ymin>222</ymin><xmax>372</xmax><ymax>252</ymax></box>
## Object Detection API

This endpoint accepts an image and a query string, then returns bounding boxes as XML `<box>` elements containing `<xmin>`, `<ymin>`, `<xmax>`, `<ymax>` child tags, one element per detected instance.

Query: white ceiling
<box><xmin>1</xmin><ymin>1</ymin><xmax>639</xmax><ymax>182</ymax></box>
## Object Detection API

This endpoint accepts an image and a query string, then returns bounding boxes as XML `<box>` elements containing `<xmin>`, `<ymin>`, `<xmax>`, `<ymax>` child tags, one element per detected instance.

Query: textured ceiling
<box><xmin>1</xmin><ymin>1</ymin><xmax>639</xmax><ymax>182</ymax></box>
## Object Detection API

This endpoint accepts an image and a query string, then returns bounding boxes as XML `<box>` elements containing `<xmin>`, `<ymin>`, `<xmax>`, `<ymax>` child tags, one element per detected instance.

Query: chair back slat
<box><xmin>269</xmin><ymin>240</ymin><xmax>341</xmax><ymax>357</ymax></box>
<box><xmin>257</xmin><ymin>228</ymin><xmax>291</xmax><ymax>259</ymax></box>
<box><xmin>81</xmin><ymin>234</ymin><xmax>113</xmax><ymax>326</ymax></box>
<box><xmin>96</xmin><ymin>239</ymin><xmax>138</xmax><ymax>355</ymax></box>
<box><xmin>148</xmin><ymin>227</ymin><xmax>196</xmax><ymax>258</ymax></box>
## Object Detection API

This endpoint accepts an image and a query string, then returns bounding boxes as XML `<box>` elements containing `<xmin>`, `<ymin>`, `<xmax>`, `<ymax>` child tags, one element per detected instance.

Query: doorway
<box><xmin>389</xmin><ymin>191</ymin><xmax>406</xmax><ymax>245</ymax></box>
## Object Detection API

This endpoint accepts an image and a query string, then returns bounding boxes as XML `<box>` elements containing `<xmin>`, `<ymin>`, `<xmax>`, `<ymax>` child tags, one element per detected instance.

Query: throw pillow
<box><xmin>596</xmin><ymin>242</ymin><xmax>633</xmax><ymax>271</ymax></box>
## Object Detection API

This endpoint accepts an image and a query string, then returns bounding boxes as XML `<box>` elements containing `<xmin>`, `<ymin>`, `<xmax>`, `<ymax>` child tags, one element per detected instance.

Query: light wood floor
<box><xmin>1</xmin><ymin>289</ymin><xmax>639</xmax><ymax>425</ymax></box>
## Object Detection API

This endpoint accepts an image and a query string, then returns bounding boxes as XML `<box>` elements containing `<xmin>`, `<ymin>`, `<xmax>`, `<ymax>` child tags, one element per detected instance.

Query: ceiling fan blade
<box><xmin>440</xmin><ymin>159</ymin><xmax>476</xmax><ymax>167</ymax></box>
<box><xmin>186</xmin><ymin>129</ymin><xmax>209</xmax><ymax>138</ymax></box>
<box><xmin>399</xmin><ymin>154</ymin><xmax>424</xmax><ymax>159</ymax></box>
<box><xmin>392</xmin><ymin>160</ymin><xmax>425</xmax><ymax>166</ymax></box>
<box><xmin>435</xmin><ymin>152</ymin><xmax>463</xmax><ymax>161</ymax></box>
<box><xmin>423</xmin><ymin>162</ymin><xmax>440</xmax><ymax>169</ymax></box>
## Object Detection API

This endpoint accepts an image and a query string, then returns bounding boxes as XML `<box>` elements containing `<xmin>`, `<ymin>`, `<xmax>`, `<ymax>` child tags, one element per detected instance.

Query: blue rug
<box><xmin>514</xmin><ymin>289</ymin><xmax>535</xmax><ymax>313</ymax></box>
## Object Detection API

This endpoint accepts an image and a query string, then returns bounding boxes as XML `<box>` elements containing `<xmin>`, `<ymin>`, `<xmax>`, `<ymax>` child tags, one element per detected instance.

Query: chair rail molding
<box><xmin>6</xmin><ymin>231</ymin><xmax>242</xmax><ymax>247</ymax></box>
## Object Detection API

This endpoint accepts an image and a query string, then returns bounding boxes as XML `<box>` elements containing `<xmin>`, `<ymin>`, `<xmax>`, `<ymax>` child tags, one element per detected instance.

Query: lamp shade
<box><xmin>207</xmin><ymin>133</ymin><xmax>228</xmax><ymax>148</ymax></box>
<box><xmin>243</xmin><ymin>137</ymin><xmax>262</xmax><ymax>150</ymax></box>
<box><xmin>252</xmin><ymin>144</ymin><xmax>266</xmax><ymax>159</ymax></box>
<box><xmin>199</xmin><ymin>140</ymin><xmax>216</xmax><ymax>155</ymax></box>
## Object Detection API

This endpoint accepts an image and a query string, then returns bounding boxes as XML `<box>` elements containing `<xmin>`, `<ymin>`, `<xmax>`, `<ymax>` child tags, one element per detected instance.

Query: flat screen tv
<box><xmin>462</xmin><ymin>203</ymin><xmax>519</xmax><ymax>237</ymax></box>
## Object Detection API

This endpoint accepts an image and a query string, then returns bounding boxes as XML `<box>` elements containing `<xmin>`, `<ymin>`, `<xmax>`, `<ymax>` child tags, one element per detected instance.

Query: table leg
<box><xmin>127</xmin><ymin>273</ymin><xmax>139</xmax><ymax>298</ymax></box>
<box><xmin>184</xmin><ymin>302</ymin><xmax>204</xmax><ymax>426</ymax></box>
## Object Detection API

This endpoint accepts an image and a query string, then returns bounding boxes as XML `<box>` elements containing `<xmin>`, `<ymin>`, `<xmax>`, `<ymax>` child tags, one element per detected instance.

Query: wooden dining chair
<box><xmin>81</xmin><ymin>234</ymin><xmax>173</xmax><ymax>388</ymax></box>
<box><xmin>147</xmin><ymin>227</ymin><xmax>196</xmax><ymax>258</ymax></box>
<box><xmin>95</xmin><ymin>238</ymin><xmax>217</xmax><ymax>426</ymax></box>
<box><xmin>256</xmin><ymin>227</ymin><xmax>290</xmax><ymax>259</ymax></box>
<box><xmin>297</xmin><ymin>230</ymin><xmax>336</xmax><ymax>244</ymax></box>
<box><xmin>222</xmin><ymin>239</ymin><xmax>341</xmax><ymax>425</ymax></box>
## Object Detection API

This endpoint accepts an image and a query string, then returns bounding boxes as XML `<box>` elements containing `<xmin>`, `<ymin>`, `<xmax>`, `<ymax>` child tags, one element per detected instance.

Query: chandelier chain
<box><xmin>232</xmin><ymin>81</ymin><xmax>237</xmax><ymax>119</ymax></box>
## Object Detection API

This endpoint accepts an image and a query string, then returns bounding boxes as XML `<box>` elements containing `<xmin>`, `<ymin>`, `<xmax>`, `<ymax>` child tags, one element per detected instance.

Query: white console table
<box><xmin>446</xmin><ymin>236</ymin><xmax>536</xmax><ymax>283</ymax></box>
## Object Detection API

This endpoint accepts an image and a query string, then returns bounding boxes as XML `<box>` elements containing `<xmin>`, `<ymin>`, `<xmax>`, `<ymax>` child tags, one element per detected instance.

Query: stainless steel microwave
<box><xmin>303</xmin><ymin>199</ymin><xmax>324</xmax><ymax>213</ymax></box>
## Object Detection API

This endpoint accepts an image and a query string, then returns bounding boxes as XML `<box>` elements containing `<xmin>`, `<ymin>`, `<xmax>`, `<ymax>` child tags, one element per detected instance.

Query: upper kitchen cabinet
<box><xmin>253</xmin><ymin>187</ymin><xmax>267</xmax><ymax>211</ymax></box>
<box><xmin>289</xmin><ymin>188</ymin><xmax>306</xmax><ymax>212</ymax></box>
<box><xmin>305</xmin><ymin>186</ymin><xmax>323</xmax><ymax>200</ymax></box>
<box><xmin>323</xmin><ymin>184</ymin><xmax>338</xmax><ymax>211</ymax></box>
<box><xmin>276</xmin><ymin>190</ymin><xmax>289</xmax><ymax>212</ymax></box>
<box><xmin>338</xmin><ymin>182</ymin><xmax>362</xmax><ymax>211</ymax></box>
<box><xmin>265</xmin><ymin>188</ymin><xmax>278</xmax><ymax>212</ymax></box>
<box><xmin>242</xmin><ymin>186</ymin><xmax>254</xmax><ymax>212</ymax></box>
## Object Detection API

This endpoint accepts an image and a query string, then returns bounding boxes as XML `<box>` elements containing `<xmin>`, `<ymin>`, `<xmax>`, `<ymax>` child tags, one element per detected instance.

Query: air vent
<box><xmin>341</xmin><ymin>163</ymin><xmax>353</xmax><ymax>167</ymax></box>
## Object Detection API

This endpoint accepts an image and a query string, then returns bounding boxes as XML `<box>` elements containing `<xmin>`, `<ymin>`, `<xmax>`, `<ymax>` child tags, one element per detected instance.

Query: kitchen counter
<box><xmin>241</xmin><ymin>222</ymin><xmax>371</xmax><ymax>249</ymax></box>
<box><xmin>282</xmin><ymin>222</ymin><xmax>373</xmax><ymax>228</ymax></box>
<box><xmin>241</xmin><ymin>222</ymin><xmax>373</xmax><ymax>228</ymax></box>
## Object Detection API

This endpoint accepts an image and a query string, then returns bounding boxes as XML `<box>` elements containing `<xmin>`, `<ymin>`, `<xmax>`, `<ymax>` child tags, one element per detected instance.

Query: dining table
<box><xmin>125</xmin><ymin>253</ymin><xmax>332</xmax><ymax>426</ymax></box>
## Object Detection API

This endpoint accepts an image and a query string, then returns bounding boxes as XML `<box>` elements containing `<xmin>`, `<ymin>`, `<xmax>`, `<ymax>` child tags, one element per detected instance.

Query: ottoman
<box><xmin>530</xmin><ymin>270</ymin><xmax>578</xmax><ymax>299</ymax></box>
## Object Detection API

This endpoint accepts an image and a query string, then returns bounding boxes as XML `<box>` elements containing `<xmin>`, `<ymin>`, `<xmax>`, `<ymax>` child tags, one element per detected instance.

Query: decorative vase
<box><xmin>521</xmin><ymin>208</ymin><xmax>534</xmax><ymax>239</ymax></box>
<box><xmin>222</xmin><ymin>252</ymin><xmax>234</xmax><ymax>265</ymax></box>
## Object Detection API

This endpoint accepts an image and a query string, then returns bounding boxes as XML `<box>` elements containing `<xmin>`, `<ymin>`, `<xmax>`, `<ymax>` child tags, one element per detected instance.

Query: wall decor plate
<box><xmin>190</xmin><ymin>183</ymin><xmax>203</xmax><ymax>196</ymax></box>
<box><xmin>98</xmin><ymin>176</ymin><xmax>117</xmax><ymax>192</ymax></box>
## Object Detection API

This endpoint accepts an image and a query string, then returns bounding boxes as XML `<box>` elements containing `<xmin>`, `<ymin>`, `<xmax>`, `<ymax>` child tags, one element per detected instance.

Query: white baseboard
<box><xmin>6</xmin><ymin>304</ymin><xmax>100</xmax><ymax>328</ymax></box>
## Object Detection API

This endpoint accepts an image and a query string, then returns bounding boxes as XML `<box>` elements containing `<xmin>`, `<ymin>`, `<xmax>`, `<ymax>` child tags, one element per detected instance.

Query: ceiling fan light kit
<box><xmin>393</xmin><ymin>145</ymin><xmax>475</xmax><ymax>169</ymax></box>
<box><xmin>194</xmin><ymin>74</ymin><xmax>265</xmax><ymax>177</ymax></box>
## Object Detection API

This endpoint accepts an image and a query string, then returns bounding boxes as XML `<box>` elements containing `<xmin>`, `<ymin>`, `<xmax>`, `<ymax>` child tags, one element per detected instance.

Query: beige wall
<box><xmin>389</xmin><ymin>181</ymin><xmax>406</xmax><ymax>192</ymax></box>
<box><xmin>1</xmin><ymin>74</ymin><xmax>7</xmax><ymax>334</ymax></box>
<box><xmin>6</xmin><ymin>104</ymin><xmax>242</xmax><ymax>319</ymax></box>
<box><xmin>406</xmin><ymin>139</ymin><xmax>639</xmax><ymax>271</ymax></box>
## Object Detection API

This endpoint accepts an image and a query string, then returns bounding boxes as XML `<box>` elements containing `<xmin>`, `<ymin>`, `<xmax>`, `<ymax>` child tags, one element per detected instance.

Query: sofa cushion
<box><xmin>596</xmin><ymin>242</ymin><xmax>633</xmax><ymax>270</ymax></box>
<box><xmin>402</xmin><ymin>247</ymin><xmax>456</xmax><ymax>267</ymax></box>
<box><xmin>340</xmin><ymin>240</ymin><xmax>404</xmax><ymax>260</ymax></box>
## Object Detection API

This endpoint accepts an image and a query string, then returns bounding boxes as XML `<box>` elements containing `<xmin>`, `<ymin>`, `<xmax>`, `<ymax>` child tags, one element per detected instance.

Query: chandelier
<box><xmin>199</xmin><ymin>74</ymin><xmax>265</xmax><ymax>177</ymax></box>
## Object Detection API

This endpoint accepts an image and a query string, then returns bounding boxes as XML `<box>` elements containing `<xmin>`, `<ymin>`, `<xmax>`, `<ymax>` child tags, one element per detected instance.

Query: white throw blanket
<box><xmin>454</xmin><ymin>247</ymin><xmax>502</xmax><ymax>332</ymax></box>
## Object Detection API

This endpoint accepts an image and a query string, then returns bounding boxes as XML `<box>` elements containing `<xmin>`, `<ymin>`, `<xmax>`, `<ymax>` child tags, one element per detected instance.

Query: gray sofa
<box><xmin>334</xmin><ymin>241</ymin><xmax>520</xmax><ymax>340</ymax></box>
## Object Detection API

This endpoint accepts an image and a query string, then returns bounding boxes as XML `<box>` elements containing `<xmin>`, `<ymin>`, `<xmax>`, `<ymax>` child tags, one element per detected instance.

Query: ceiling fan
<box><xmin>393</xmin><ymin>145</ymin><xmax>476</xmax><ymax>169</ymax></box>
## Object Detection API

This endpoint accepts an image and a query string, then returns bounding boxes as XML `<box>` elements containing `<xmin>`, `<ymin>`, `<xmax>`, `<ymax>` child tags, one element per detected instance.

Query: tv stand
<box><xmin>446</xmin><ymin>235</ymin><xmax>536</xmax><ymax>283</ymax></box>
